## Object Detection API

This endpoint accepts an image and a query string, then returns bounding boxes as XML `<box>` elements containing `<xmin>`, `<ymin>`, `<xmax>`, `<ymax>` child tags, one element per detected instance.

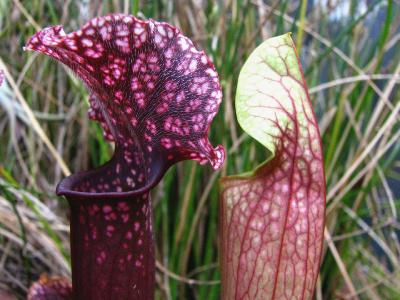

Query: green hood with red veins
<box><xmin>220</xmin><ymin>33</ymin><xmax>326</xmax><ymax>300</ymax></box>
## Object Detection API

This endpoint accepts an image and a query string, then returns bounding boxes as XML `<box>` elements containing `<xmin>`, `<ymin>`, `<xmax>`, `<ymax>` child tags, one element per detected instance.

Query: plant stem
<box><xmin>67</xmin><ymin>194</ymin><xmax>154</xmax><ymax>300</ymax></box>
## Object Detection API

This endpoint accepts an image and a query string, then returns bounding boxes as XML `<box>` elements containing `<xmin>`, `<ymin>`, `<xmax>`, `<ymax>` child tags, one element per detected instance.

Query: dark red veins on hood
<box><xmin>25</xmin><ymin>14</ymin><xmax>224</xmax><ymax>196</ymax></box>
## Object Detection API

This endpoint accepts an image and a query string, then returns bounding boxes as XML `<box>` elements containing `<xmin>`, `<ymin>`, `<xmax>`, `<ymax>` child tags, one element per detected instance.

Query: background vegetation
<box><xmin>0</xmin><ymin>0</ymin><xmax>399</xmax><ymax>299</ymax></box>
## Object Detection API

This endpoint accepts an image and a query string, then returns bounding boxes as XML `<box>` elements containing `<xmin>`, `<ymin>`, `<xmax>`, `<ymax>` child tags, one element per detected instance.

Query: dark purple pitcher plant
<box><xmin>25</xmin><ymin>14</ymin><xmax>224</xmax><ymax>300</ymax></box>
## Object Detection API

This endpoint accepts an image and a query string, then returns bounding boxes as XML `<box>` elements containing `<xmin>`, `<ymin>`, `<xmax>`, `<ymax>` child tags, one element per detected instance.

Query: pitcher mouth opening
<box><xmin>56</xmin><ymin>149</ymin><xmax>168</xmax><ymax>200</ymax></box>
<box><xmin>56</xmin><ymin>176</ymin><xmax>157</xmax><ymax>201</ymax></box>
<box><xmin>56</xmin><ymin>169</ymin><xmax>164</xmax><ymax>200</ymax></box>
